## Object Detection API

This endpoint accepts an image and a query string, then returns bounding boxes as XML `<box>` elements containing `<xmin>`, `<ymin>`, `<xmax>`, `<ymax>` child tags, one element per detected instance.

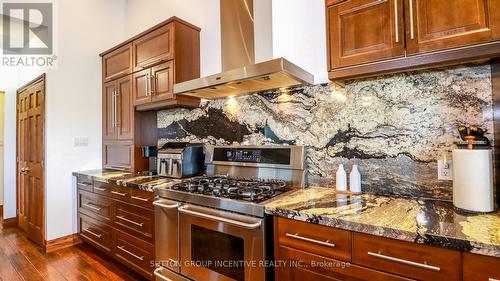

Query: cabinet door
<box><xmin>463</xmin><ymin>252</ymin><xmax>500</xmax><ymax>281</ymax></box>
<box><xmin>103</xmin><ymin>141</ymin><xmax>133</xmax><ymax>171</ymax></box>
<box><xmin>151</xmin><ymin>60</ymin><xmax>174</xmax><ymax>102</ymax></box>
<box><xmin>133</xmin><ymin>23</ymin><xmax>173</xmax><ymax>71</ymax></box>
<box><xmin>132</xmin><ymin>69</ymin><xmax>151</xmax><ymax>106</ymax></box>
<box><xmin>103</xmin><ymin>81</ymin><xmax>117</xmax><ymax>140</ymax></box>
<box><xmin>327</xmin><ymin>0</ymin><xmax>404</xmax><ymax>69</ymax></box>
<box><xmin>102</xmin><ymin>43</ymin><xmax>132</xmax><ymax>81</ymax></box>
<box><xmin>406</xmin><ymin>0</ymin><xmax>497</xmax><ymax>54</ymax></box>
<box><xmin>116</xmin><ymin>75</ymin><xmax>134</xmax><ymax>140</ymax></box>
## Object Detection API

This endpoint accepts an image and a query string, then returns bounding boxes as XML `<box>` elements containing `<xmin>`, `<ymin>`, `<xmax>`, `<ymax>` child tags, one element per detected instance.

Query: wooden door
<box><xmin>17</xmin><ymin>75</ymin><xmax>45</xmax><ymax>247</ymax></box>
<box><xmin>132</xmin><ymin>69</ymin><xmax>151</xmax><ymax>106</ymax></box>
<box><xmin>102</xmin><ymin>43</ymin><xmax>133</xmax><ymax>81</ymax></box>
<box><xmin>327</xmin><ymin>0</ymin><xmax>404</xmax><ymax>69</ymax></box>
<box><xmin>116</xmin><ymin>75</ymin><xmax>134</xmax><ymax>140</ymax></box>
<box><xmin>103</xmin><ymin>81</ymin><xmax>117</xmax><ymax>140</ymax></box>
<box><xmin>151</xmin><ymin>60</ymin><xmax>174</xmax><ymax>102</ymax></box>
<box><xmin>133</xmin><ymin>23</ymin><xmax>173</xmax><ymax>71</ymax></box>
<box><xmin>406</xmin><ymin>0</ymin><xmax>497</xmax><ymax>54</ymax></box>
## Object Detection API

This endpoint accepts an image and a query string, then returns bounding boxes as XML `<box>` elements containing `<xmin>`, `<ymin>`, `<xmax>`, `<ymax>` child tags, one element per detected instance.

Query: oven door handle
<box><xmin>153</xmin><ymin>200</ymin><xmax>180</xmax><ymax>209</ymax></box>
<box><xmin>154</xmin><ymin>267</ymin><xmax>173</xmax><ymax>281</ymax></box>
<box><xmin>178</xmin><ymin>206</ymin><xmax>262</xmax><ymax>229</ymax></box>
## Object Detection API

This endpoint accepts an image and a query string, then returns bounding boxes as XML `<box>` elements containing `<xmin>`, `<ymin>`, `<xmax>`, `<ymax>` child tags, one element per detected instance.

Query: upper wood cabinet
<box><xmin>102</xmin><ymin>43</ymin><xmax>133</xmax><ymax>82</ymax></box>
<box><xmin>102</xmin><ymin>75</ymin><xmax>133</xmax><ymax>141</ymax></box>
<box><xmin>327</xmin><ymin>0</ymin><xmax>404</xmax><ymax>69</ymax></box>
<box><xmin>326</xmin><ymin>0</ymin><xmax>500</xmax><ymax>80</ymax></box>
<box><xmin>406</xmin><ymin>0</ymin><xmax>499</xmax><ymax>54</ymax></box>
<box><xmin>133</xmin><ymin>24</ymin><xmax>173</xmax><ymax>71</ymax></box>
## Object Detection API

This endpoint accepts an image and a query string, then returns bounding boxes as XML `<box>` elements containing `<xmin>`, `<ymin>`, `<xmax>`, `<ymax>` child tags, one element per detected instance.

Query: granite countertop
<box><xmin>265</xmin><ymin>187</ymin><xmax>500</xmax><ymax>258</ymax></box>
<box><xmin>73</xmin><ymin>169</ymin><xmax>179</xmax><ymax>192</ymax></box>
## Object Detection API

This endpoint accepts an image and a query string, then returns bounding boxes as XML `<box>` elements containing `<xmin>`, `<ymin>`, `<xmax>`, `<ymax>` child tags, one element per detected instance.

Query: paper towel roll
<box><xmin>452</xmin><ymin>149</ymin><xmax>494</xmax><ymax>212</ymax></box>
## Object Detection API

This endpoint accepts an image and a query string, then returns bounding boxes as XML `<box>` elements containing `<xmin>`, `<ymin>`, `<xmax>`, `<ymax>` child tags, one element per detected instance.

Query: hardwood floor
<box><xmin>0</xmin><ymin>217</ymin><xmax>146</xmax><ymax>281</ymax></box>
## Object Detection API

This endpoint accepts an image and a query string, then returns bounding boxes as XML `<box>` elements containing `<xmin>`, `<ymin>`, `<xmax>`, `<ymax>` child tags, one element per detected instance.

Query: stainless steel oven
<box><xmin>154</xmin><ymin>145</ymin><xmax>306</xmax><ymax>281</ymax></box>
<box><xmin>178</xmin><ymin>204</ymin><xmax>265</xmax><ymax>281</ymax></box>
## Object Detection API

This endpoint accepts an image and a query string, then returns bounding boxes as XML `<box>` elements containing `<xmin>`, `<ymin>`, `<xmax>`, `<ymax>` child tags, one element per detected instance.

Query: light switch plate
<box><xmin>74</xmin><ymin>137</ymin><xmax>88</xmax><ymax>147</ymax></box>
<box><xmin>437</xmin><ymin>160</ymin><xmax>453</xmax><ymax>181</ymax></box>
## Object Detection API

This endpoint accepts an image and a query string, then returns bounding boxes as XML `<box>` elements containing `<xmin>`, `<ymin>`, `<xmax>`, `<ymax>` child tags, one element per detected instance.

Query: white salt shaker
<box><xmin>336</xmin><ymin>164</ymin><xmax>347</xmax><ymax>191</ymax></box>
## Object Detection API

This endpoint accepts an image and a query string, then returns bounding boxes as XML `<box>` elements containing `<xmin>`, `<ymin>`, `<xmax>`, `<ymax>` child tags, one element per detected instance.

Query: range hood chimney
<box><xmin>174</xmin><ymin>0</ymin><xmax>314</xmax><ymax>99</ymax></box>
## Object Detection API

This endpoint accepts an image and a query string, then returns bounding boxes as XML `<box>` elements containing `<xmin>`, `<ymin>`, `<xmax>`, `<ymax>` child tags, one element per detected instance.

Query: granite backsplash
<box><xmin>157</xmin><ymin>64</ymin><xmax>494</xmax><ymax>200</ymax></box>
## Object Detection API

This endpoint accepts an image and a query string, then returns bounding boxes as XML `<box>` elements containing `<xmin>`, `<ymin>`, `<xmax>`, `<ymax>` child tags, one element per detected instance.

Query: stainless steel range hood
<box><xmin>174</xmin><ymin>0</ymin><xmax>314</xmax><ymax>99</ymax></box>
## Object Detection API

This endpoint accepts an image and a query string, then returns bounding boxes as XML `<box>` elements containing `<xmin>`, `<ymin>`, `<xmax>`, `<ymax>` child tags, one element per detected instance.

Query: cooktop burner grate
<box><xmin>170</xmin><ymin>175</ymin><xmax>288</xmax><ymax>203</ymax></box>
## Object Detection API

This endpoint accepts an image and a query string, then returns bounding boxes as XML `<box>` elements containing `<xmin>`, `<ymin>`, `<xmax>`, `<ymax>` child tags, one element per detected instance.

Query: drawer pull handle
<box><xmin>77</xmin><ymin>183</ymin><xmax>92</xmax><ymax>187</ymax></box>
<box><xmin>84</xmin><ymin>229</ymin><xmax>103</xmax><ymax>238</ymax></box>
<box><xmin>367</xmin><ymin>251</ymin><xmax>441</xmax><ymax>272</ymax></box>
<box><xmin>83</xmin><ymin>203</ymin><xmax>102</xmax><ymax>211</ymax></box>
<box><xmin>131</xmin><ymin>195</ymin><xmax>149</xmax><ymax>202</ymax></box>
<box><xmin>111</xmin><ymin>191</ymin><xmax>127</xmax><ymax>196</ymax></box>
<box><xmin>93</xmin><ymin>186</ymin><xmax>107</xmax><ymax>191</ymax></box>
<box><xmin>489</xmin><ymin>279</ymin><xmax>500</xmax><ymax>281</ymax></box>
<box><xmin>117</xmin><ymin>245</ymin><xmax>144</xmax><ymax>261</ymax></box>
<box><xmin>285</xmin><ymin>233</ymin><xmax>336</xmax><ymax>248</ymax></box>
<box><xmin>116</xmin><ymin>215</ymin><xmax>144</xmax><ymax>227</ymax></box>
<box><xmin>153</xmin><ymin>200</ymin><xmax>180</xmax><ymax>209</ymax></box>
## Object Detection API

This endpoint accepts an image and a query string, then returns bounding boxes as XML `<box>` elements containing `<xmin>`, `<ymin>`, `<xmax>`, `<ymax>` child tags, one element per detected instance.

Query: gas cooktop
<box><xmin>170</xmin><ymin>176</ymin><xmax>289</xmax><ymax>203</ymax></box>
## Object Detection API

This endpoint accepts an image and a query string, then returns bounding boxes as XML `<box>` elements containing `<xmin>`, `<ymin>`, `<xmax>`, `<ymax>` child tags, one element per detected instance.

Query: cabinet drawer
<box><xmin>102</xmin><ymin>43</ymin><xmax>132</xmax><ymax>81</ymax></box>
<box><xmin>129</xmin><ymin>189</ymin><xmax>154</xmax><ymax>209</ymax></box>
<box><xmin>78</xmin><ymin>190</ymin><xmax>112</xmax><ymax>222</ymax></box>
<box><xmin>109</xmin><ymin>185</ymin><xmax>131</xmax><ymax>201</ymax></box>
<box><xmin>353</xmin><ymin>233</ymin><xmax>461</xmax><ymax>281</ymax></box>
<box><xmin>276</xmin><ymin>217</ymin><xmax>351</xmax><ymax>261</ymax></box>
<box><xmin>463</xmin><ymin>252</ymin><xmax>500</xmax><ymax>281</ymax></box>
<box><xmin>114</xmin><ymin>229</ymin><xmax>154</xmax><ymax>279</ymax></box>
<box><xmin>92</xmin><ymin>179</ymin><xmax>112</xmax><ymax>196</ymax></box>
<box><xmin>133</xmin><ymin>23</ymin><xmax>173</xmax><ymax>71</ymax></box>
<box><xmin>276</xmin><ymin>245</ymin><xmax>413</xmax><ymax>281</ymax></box>
<box><xmin>78</xmin><ymin>213</ymin><xmax>112</xmax><ymax>253</ymax></box>
<box><xmin>76</xmin><ymin>175</ymin><xmax>93</xmax><ymax>192</ymax></box>
<box><xmin>113</xmin><ymin>201</ymin><xmax>154</xmax><ymax>242</ymax></box>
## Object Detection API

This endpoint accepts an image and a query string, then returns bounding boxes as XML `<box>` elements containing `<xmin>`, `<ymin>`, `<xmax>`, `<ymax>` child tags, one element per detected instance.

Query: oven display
<box><xmin>215</xmin><ymin>148</ymin><xmax>291</xmax><ymax>165</ymax></box>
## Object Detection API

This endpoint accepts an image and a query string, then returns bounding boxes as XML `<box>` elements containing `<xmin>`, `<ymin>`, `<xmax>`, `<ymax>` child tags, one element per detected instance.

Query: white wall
<box><xmin>125</xmin><ymin>0</ymin><xmax>221</xmax><ymax>77</ymax></box>
<box><xmin>0</xmin><ymin>92</ymin><xmax>4</xmax><ymax>206</ymax></box>
<box><xmin>271</xmin><ymin>0</ymin><xmax>328</xmax><ymax>84</ymax></box>
<box><xmin>1</xmin><ymin>0</ymin><xmax>125</xmax><ymax>240</ymax></box>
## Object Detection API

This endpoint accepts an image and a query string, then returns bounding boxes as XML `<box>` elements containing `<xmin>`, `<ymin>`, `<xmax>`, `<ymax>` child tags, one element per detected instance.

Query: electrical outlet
<box><xmin>74</xmin><ymin>137</ymin><xmax>88</xmax><ymax>147</ymax></box>
<box><xmin>437</xmin><ymin>160</ymin><xmax>453</xmax><ymax>180</ymax></box>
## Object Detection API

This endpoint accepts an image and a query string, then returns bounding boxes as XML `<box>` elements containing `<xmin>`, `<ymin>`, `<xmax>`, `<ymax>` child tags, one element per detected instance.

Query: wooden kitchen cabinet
<box><xmin>133</xmin><ymin>23</ymin><xmax>173</xmax><ymax>71</ymax></box>
<box><xmin>102</xmin><ymin>75</ymin><xmax>133</xmax><ymax>141</ymax></box>
<box><xmin>327</xmin><ymin>0</ymin><xmax>404</xmax><ymax>69</ymax></box>
<box><xmin>132</xmin><ymin>68</ymin><xmax>150</xmax><ymax>106</ymax></box>
<box><xmin>102</xmin><ymin>141</ymin><xmax>133</xmax><ymax>171</ymax></box>
<box><xmin>102</xmin><ymin>43</ymin><xmax>133</xmax><ymax>82</ymax></box>
<box><xmin>132</xmin><ymin>60</ymin><xmax>174</xmax><ymax>106</ymax></box>
<box><xmin>463</xmin><ymin>252</ymin><xmax>500</xmax><ymax>281</ymax></box>
<box><xmin>76</xmin><ymin>176</ymin><xmax>155</xmax><ymax>280</ymax></box>
<box><xmin>326</xmin><ymin>0</ymin><xmax>500</xmax><ymax>80</ymax></box>
<box><xmin>406</xmin><ymin>0</ymin><xmax>499</xmax><ymax>54</ymax></box>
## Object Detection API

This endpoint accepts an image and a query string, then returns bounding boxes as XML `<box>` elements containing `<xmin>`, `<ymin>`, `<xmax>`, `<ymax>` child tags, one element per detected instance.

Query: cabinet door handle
<box><xmin>409</xmin><ymin>0</ymin><xmax>414</xmax><ymax>39</ymax></box>
<box><xmin>111</xmin><ymin>90</ymin><xmax>116</xmax><ymax>128</ymax></box>
<box><xmin>285</xmin><ymin>233</ymin><xmax>336</xmax><ymax>248</ymax></box>
<box><xmin>116</xmin><ymin>215</ymin><xmax>144</xmax><ymax>227</ymax></box>
<box><xmin>117</xmin><ymin>245</ymin><xmax>144</xmax><ymax>261</ymax></box>
<box><xmin>77</xmin><ymin>183</ymin><xmax>92</xmax><ymax>187</ymax></box>
<box><xmin>108</xmin><ymin>166</ymin><xmax>127</xmax><ymax>171</ymax></box>
<box><xmin>111</xmin><ymin>190</ymin><xmax>127</xmax><ymax>197</ymax></box>
<box><xmin>150</xmin><ymin>74</ymin><xmax>156</xmax><ymax>96</ymax></box>
<box><xmin>131</xmin><ymin>195</ymin><xmax>149</xmax><ymax>202</ymax></box>
<box><xmin>83</xmin><ymin>203</ymin><xmax>102</xmax><ymax>211</ymax></box>
<box><xmin>489</xmin><ymin>279</ymin><xmax>500</xmax><ymax>281</ymax></box>
<box><xmin>145</xmin><ymin>73</ymin><xmax>150</xmax><ymax>97</ymax></box>
<box><xmin>114</xmin><ymin>90</ymin><xmax>119</xmax><ymax>127</ymax></box>
<box><xmin>93</xmin><ymin>186</ymin><xmax>107</xmax><ymax>192</ymax></box>
<box><xmin>367</xmin><ymin>251</ymin><xmax>441</xmax><ymax>272</ymax></box>
<box><xmin>154</xmin><ymin>267</ymin><xmax>174</xmax><ymax>281</ymax></box>
<box><xmin>394</xmin><ymin>0</ymin><xmax>399</xmax><ymax>43</ymax></box>
<box><xmin>84</xmin><ymin>229</ymin><xmax>103</xmax><ymax>238</ymax></box>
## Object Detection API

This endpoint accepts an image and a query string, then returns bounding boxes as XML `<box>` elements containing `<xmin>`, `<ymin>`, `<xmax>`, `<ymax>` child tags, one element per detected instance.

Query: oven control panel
<box><xmin>213</xmin><ymin>147</ymin><xmax>291</xmax><ymax>165</ymax></box>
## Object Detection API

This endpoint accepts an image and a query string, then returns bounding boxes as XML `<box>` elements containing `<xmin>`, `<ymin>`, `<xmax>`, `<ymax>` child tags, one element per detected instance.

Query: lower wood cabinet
<box><xmin>463</xmin><ymin>252</ymin><xmax>500</xmax><ymax>281</ymax></box>
<box><xmin>353</xmin><ymin>232</ymin><xmax>461</xmax><ymax>280</ymax></box>
<box><xmin>77</xmin><ymin>177</ymin><xmax>155</xmax><ymax>280</ymax></box>
<box><xmin>274</xmin><ymin>217</ymin><xmax>500</xmax><ymax>281</ymax></box>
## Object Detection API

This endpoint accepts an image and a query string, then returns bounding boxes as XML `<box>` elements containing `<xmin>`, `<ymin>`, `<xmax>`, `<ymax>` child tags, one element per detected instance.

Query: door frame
<box><xmin>16</xmin><ymin>73</ymin><xmax>46</xmax><ymax>247</ymax></box>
